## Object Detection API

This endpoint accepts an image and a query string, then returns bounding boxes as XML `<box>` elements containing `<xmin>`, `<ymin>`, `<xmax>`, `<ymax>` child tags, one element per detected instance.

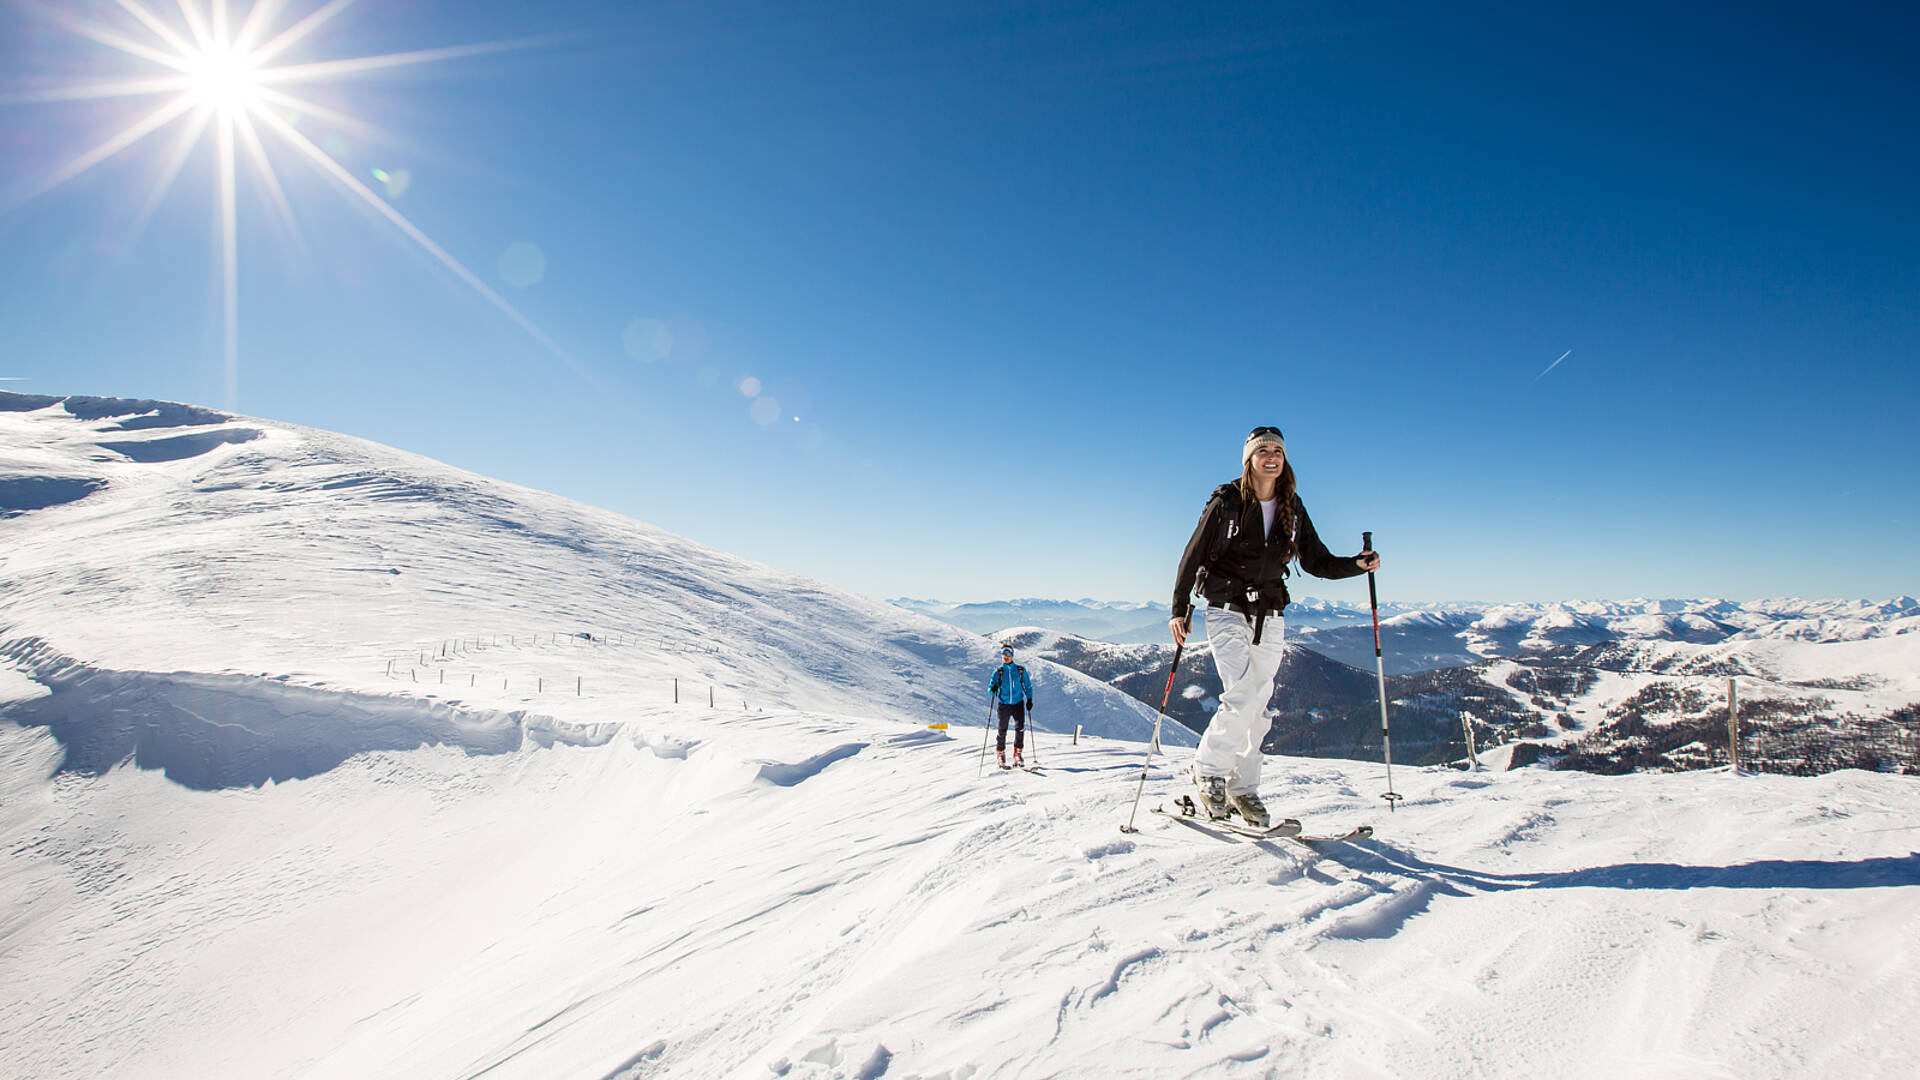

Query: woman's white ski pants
<box><xmin>1192</xmin><ymin>606</ymin><xmax>1285</xmax><ymax>796</ymax></box>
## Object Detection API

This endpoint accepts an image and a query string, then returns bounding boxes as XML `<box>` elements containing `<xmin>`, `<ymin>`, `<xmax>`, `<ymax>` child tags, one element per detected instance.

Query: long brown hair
<box><xmin>1235</xmin><ymin>457</ymin><xmax>1297</xmax><ymax>559</ymax></box>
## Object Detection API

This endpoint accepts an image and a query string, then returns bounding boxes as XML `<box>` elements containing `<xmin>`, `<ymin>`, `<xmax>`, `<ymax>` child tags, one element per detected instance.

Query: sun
<box><xmin>0</xmin><ymin>1</ymin><xmax>583</xmax><ymax>406</ymax></box>
<box><xmin>185</xmin><ymin>44</ymin><xmax>264</xmax><ymax>113</ymax></box>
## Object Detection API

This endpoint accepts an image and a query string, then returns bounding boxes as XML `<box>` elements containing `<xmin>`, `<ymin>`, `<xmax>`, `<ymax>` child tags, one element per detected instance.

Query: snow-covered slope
<box><xmin>4</xmin><ymin>694</ymin><xmax>1917</xmax><ymax>1079</ymax></box>
<box><xmin>4</xmin><ymin>392</ymin><xmax>1917</xmax><ymax>1079</ymax></box>
<box><xmin>0</xmin><ymin>391</ymin><xmax>1171</xmax><ymax>774</ymax></box>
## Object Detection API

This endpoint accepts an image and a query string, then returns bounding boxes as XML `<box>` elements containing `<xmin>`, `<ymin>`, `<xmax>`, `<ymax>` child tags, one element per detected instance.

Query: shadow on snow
<box><xmin>1335</xmin><ymin>841</ymin><xmax>1920</xmax><ymax>894</ymax></box>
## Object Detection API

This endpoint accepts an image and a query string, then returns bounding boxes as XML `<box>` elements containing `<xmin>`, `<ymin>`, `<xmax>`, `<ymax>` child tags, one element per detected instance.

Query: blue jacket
<box><xmin>990</xmin><ymin>662</ymin><xmax>1032</xmax><ymax>706</ymax></box>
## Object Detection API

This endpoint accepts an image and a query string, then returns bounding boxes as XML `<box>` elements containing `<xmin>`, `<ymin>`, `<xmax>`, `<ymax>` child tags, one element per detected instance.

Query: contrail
<box><xmin>1534</xmin><ymin>349</ymin><xmax>1572</xmax><ymax>381</ymax></box>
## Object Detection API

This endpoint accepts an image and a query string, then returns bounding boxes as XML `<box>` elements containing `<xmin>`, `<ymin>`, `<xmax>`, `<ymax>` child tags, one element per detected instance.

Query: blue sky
<box><xmin>3</xmin><ymin>0</ymin><xmax>1914</xmax><ymax>605</ymax></box>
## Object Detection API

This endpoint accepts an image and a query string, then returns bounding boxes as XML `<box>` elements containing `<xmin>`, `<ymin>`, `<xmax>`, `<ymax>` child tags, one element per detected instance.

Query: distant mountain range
<box><xmin>895</xmin><ymin>595</ymin><xmax>1920</xmax><ymax>673</ymax></box>
<box><xmin>897</xmin><ymin>597</ymin><xmax>1920</xmax><ymax>776</ymax></box>
<box><xmin>888</xmin><ymin>595</ymin><xmax>1413</xmax><ymax>648</ymax></box>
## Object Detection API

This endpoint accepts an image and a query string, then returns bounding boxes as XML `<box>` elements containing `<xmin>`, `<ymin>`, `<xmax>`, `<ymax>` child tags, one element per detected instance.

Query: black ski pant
<box><xmin>996</xmin><ymin>702</ymin><xmax>1026</xmax><ymax>752</ymax></box>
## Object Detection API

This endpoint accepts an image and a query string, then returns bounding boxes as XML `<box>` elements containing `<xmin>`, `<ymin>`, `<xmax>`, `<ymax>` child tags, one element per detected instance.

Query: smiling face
<box><xmin>1248</xmin><ymin>441</ymin><xmax>1286</xmax><ymax>484</ymax></box>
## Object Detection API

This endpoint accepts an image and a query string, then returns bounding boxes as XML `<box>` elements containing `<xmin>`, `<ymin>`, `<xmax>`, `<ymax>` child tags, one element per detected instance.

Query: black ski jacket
<box><xmin>1170</xmin><ymin>482</ymin><xmax>1364</xmax><ymax>622</ymax></box>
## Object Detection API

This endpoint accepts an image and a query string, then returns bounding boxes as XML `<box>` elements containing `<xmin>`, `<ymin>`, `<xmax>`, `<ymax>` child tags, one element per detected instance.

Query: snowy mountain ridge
<box><xmin>0</xmin><ymin>390</ymin><xmax>1184</xmax><ymax>775</ymax></box>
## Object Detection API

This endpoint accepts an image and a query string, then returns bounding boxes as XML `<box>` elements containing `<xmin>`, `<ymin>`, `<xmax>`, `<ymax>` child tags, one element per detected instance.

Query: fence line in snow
<box><xmin>378</xmin><ymin>627</ymin><xmax>753</xmax><ymax>710</ymax></box>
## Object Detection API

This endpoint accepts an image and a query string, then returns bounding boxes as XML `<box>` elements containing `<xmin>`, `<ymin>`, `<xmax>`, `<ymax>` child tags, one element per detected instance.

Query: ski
<box><xmin>1151</xmin><ymin>803</ymin><xmax>1301</xmax><ymax>840</ymax></box>
<box><xmin>1292</xmin><ymin>825</ymin><xmax>1373</xmax><ymax>844</ymax></box>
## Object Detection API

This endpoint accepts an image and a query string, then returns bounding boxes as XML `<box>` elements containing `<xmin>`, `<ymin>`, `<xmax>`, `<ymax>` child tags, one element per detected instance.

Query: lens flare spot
<box><xmin>621</xmin><ymin>317</ymin><xmax>673</xmax><ymax>362</ymax></box>
<box><xmin>369</xmin><ymin>167</ymin><xmax>411</xmax><ymax>198</ymax></box>
<box><xmin>738</xmin><ymin>376</ymin><xmax>761</xmax><ymax>397</ymax></box>
<box><xmin>749</xmin><ymin>395</ymin><xmax>781</xmax><ymax>426</ymax></box>
<box><xmin>498</xmin><ymin>242</ymin><xmax>546</xmax><ymax>288</ymax></box>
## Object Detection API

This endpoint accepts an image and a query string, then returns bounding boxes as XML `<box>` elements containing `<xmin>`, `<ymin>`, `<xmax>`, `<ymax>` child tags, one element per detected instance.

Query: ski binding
<box><xmin>1151</xmin><ymin>797</ymin><xmax>1371</xmax><ymax>844</ymax></box>
<box><xmin>1153</xmin><ymin>797</ymin><xmax>1301</xmax><ymax>840</ymax></box>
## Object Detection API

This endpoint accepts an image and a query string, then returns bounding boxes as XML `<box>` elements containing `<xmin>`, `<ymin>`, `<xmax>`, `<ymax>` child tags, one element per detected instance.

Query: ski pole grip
<box><xmin>1362</xmin><ymin>530</ymin><xmax>1380</xmax><ymax>610</ymax></box>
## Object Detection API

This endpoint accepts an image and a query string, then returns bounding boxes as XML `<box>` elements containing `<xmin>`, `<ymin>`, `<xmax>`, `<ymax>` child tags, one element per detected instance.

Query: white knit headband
<box><xmin>1242</xmin><ymin>428</ymin><xmax>1286</xmax><ymax>466</ymax></box>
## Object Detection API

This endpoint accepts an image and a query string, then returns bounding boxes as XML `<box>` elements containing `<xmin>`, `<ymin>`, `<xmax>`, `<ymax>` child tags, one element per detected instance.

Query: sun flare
<box><xmin>185</xmin><ymin>45</ymin><xmax>263</xmax><ymax>112</ymax></box>
<box><xmin>1</xmin><ymin>0</ymin><xmax>579</xmax><ymax>406</ymax></box>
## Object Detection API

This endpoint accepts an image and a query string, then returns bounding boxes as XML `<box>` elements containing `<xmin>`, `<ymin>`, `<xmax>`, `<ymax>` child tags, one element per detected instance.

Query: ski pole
<box><xmin>978</xmin><ymin>701</ymin><xmax>995</xmax><ymax>778</ymax></box>
<box><xmin>1027</xmin><ymin>706</ymin><xmax>1038</xmax><ymax>768</ymax></box>
<box><xmin>1364</xmin><ymin>531</ymin><xmax>1403</xmax><ymax>812</ymax></box>
<box><xmin>1120</xmin><ymin>638</ymin><xmax>1185</xmax><ymax>833</ymax></box>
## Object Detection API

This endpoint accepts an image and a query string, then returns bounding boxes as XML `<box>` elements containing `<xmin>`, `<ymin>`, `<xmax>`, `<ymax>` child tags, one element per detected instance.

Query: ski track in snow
<box><xmin>2</xmin><ymin>394</ymin><xmax>1918</xmax><ymax>1078</ymax></box>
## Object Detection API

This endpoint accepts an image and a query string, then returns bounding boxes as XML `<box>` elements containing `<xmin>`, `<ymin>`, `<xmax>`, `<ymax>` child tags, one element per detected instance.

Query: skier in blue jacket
<box><xmin>989</xmin><ymin>646</ymin><xmax>1034</xmax><ymax>768</ymax></box>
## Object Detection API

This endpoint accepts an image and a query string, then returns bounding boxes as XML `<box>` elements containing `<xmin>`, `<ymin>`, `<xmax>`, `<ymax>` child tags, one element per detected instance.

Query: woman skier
<box><xmin>1168</xmin><ymin>426</ymin><xmax>1380</xmax><ymax>827</ymax></box>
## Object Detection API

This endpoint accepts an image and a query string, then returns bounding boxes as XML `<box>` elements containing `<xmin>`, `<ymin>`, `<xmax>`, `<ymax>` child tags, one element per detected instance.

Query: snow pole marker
<box><xmin>1364</xmin><ymin>531</ymin><xmax>1403</xmax><ymax>812</ymax></box>
<box><xmin>1120</xmin><ymin>637</ymin><xmax>1185</xmax><ymax>833</ymax></box>
<box><xmin>1727</xmin><ymin>676</ymin><xmax>1740</xmax><ymax>773</ymax></box>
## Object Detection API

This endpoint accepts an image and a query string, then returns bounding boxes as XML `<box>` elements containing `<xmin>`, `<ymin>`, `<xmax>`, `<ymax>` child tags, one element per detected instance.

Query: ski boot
<box><xmin>996</xmin><ymin>749</ymin><xmax>1008</xmax><ymax>769</ymax></box>
<box><xmin>1228</xmin><ymin>791</ymin><xmax>1271</xmax><ymax>830</ymax></box>
<box><xmin>1012</xmin><ymin>747</ymin><xmax>1025</xmax><ymax>768</ymax></box>
<box><xmin>1192</xmin><ymin>770</ymin><xmax>1231</xmax><ymax>820</ymax></box>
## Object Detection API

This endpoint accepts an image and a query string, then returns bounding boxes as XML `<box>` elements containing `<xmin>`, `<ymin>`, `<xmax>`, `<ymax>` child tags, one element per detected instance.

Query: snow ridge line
<box><xmin>0</xmin><ymin>636</ymin><xmax>611</xmax><ymax>791</ymax></box>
